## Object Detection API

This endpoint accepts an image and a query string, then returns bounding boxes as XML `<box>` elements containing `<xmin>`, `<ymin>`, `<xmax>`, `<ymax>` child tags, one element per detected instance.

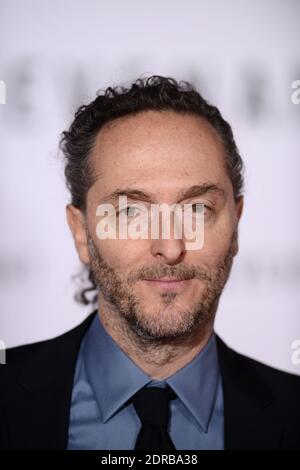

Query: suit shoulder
<box><xmin>217</xmin><ymin>335</ymin><xmax>300</xmax><ymax>405</ymax></box>
<box><xmin>235</xmin><ymin>348</ymin><xmax>300</xmax><ymax>389</ymax></box>
<box><xmin>0</xmin><ymin>312</ymin><xmax>96</xmax><ymax>380</ymax></box>
<box><xmin>4</xmin><ymin>322</ymin><xmax>79</xmax><ymax>364</ymax></box>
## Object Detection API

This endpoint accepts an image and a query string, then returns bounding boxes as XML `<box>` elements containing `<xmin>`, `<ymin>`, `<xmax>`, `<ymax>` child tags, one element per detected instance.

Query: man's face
<box><xmin>68</xmin><ymin>110</ymin><xmax>243</xmax><ymax>342</ymax></box>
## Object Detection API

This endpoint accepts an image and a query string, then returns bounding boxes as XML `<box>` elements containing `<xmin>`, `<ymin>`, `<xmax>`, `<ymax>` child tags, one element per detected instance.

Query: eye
<box><xmin>181</xmin><ymin>203</ymin><xmax>213</xmax><ymax>219</ymax></box>
<box><xmin>192</xmin><ymin>203</ymin><xmax>213</xmax><ymax>214</ymax></box>
<box><xmin>191</xmin><ymin>203</ymin><xmax>204</xmax><ymax>213</ymax></box>
<box><xmin>119</xmin><ymin>206</ymin><xmax>140</xmax><ymax>217</ymax></box>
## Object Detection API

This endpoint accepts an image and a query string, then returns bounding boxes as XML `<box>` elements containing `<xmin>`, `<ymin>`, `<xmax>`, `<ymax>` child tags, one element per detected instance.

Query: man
<box><xmin>0</xmin><ymin>76</ymin><xmax>299</xmax><ymax>450</ymax></box>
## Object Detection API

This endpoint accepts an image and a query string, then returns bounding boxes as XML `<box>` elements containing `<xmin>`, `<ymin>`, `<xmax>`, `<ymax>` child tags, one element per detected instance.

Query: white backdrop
<box><xmin>0</xmin><ymin>0</ymin><xmax>299</xmax><ymax>374</ymax></box>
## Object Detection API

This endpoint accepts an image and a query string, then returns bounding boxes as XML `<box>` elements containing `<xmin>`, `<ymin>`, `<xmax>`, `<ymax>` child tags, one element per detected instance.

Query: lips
<box><xmin>142</xmin><ymin>277</ymin><xmax>193</xmax><ymax>291</ymax></box>
<box><xmin>143</xmin><ymin>277</ymin><xmax>193</xmax><ymax>282</ymax></box>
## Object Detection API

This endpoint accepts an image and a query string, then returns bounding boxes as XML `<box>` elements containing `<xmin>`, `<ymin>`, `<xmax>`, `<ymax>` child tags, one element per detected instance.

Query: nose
<box><xmin>149</xmin><ymin>216</ymin><xmax>186</xmax><ymax>264</ymax></box>
<box><xmin>150</xmin><ymin>238</ymin><xmax>186</xmax><ymax>264</ymax></box>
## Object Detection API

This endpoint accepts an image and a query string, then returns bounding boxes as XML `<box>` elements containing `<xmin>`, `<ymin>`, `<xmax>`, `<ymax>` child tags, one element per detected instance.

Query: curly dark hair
<box><xmin>60</xmin><ymin>75</ymin><xmax>244</xmax><ymax>305</ymax></box>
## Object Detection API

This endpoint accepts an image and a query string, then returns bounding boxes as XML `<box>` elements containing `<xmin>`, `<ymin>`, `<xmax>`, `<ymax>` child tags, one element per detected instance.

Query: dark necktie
<box><xmin>132</xmin><ymin>385</ymin><xmax>177</xmax><ymax>450</ymax></box>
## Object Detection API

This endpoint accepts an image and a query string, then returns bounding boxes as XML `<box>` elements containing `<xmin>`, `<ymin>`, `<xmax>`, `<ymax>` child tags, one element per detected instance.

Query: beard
<box><xmin>86</xmin><ymin>231</ymin><xmax>237</xmax><ymax>344</ymax></box>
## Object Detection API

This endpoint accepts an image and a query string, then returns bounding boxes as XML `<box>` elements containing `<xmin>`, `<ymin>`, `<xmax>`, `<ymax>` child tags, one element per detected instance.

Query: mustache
<box><xmin>127</xmin><ymin>265</ymin><xmax>211</xmax><ymax>283</ymax></box>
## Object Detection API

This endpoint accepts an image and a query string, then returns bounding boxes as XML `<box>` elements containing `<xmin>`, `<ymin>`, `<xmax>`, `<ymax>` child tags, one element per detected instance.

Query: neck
<box><xmin>96</xmin><ymin>295</ymin><xmax>215</xmax><ymax>381</ymax></box>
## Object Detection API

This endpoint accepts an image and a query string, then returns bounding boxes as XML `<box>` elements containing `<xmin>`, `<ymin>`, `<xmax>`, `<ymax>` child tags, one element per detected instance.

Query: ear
<box><xmin>232</xmin><ymin>196</ymin><xmax>244</xmax><ymax>256</ymax></box>
<box><xmin>66</xmin><ymin>204</ymin><xmax>90</xmax><ymax>264</ymax></box>
<box><xmin>235</xmin><ymin>196</ymin><xmax>244</xmax><ymax>222</ymax></box>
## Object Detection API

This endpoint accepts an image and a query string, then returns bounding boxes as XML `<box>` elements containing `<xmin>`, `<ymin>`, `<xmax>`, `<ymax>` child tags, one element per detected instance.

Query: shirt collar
<box><xmin>83</xmin><ymin>310</ymin><xmax>220</xmax><ymax>432</ymax></box>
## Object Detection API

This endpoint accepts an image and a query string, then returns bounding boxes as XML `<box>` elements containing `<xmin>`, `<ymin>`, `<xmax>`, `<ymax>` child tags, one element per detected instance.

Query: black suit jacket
<box><xmin>1</xmin><ymin>310</ymin><xmax>300</xmax><ymax>449</ymax></box>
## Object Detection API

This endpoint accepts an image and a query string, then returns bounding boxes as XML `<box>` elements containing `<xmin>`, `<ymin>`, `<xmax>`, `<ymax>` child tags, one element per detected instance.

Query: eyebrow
<box><xmin>100</xmin><ymin>183</ymin><xmax>226</xmax><ymax>205</ymax></box>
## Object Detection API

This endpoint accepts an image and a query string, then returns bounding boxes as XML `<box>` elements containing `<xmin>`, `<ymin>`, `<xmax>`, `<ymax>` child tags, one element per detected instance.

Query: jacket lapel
<box><xmin>7</xmin><ymin>311</ymin><xmax>97</xmax><ymax>449</ymax></box>
<box><xmin>216</xmin><ymin>336</ymin><xmax>283</xmax><ymax>449</ymax></box>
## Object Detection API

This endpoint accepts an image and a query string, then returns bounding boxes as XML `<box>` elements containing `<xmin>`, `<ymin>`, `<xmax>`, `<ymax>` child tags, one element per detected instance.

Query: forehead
<box><xmin>89</xmin><ymin>110</ymin><xmax>230</xmax><ymax>197</ymax></box>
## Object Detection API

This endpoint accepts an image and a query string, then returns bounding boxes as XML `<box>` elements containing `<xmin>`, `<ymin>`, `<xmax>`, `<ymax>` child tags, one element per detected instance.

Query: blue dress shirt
<box><xmin>68</xmin><ymin>311</ymin><xmax>224</xmax><ymax>450</ymax></box>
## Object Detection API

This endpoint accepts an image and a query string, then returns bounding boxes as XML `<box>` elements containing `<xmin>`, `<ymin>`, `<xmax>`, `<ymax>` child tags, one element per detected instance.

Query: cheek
<box><xmin>96</xmin><ymin>238</ymin><xmax>148</xmax><ymax>270</ymax></box>
<box><xmin>199</xmin><ymin>215</ymin><xmax>235</xmax><ymax>265</ymax></box>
